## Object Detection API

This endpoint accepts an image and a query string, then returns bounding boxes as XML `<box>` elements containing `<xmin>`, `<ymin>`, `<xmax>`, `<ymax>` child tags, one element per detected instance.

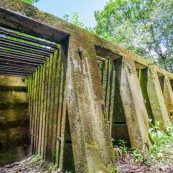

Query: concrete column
<box><xmin>147</xmin><ymin>66</ymin><xmax>170</xmax><ymax>126</ymax></box>
<box><xmin>66</xmin><ymin>38</ymin><xmax>115</xmax><ymax>173</ymax></box>
<box><xmin>163</xmin><ymin>75</ymin><xmax>173</xmax><ymax>122</ymax></box>
<box><xmin>114</xmin><ymin>57</ymin><xmax>150</xmax><ymax>148</ymax></box>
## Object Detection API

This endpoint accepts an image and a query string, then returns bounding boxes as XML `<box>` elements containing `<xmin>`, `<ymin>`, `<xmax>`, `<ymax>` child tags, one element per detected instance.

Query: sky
<box><xmin>34</xmin><ymin>0</ymin><xmax>108</xmax><ymax>28</ymax></box>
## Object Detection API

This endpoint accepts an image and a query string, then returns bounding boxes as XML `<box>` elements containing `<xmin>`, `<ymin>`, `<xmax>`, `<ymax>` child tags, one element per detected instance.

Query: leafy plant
<box><xmin>113</xmin><ymin>122</ymin><xmax>173</xmax><ymax>168</ymax></box>
<box><xmin>22</xmin><ymin>0</ymin><xmax>40</xmax><ymax>4</ymax></box>
<box><xmin>149</xmin><ymin>123</ymin><xmax>173</xmax><ymax>159</ymax></box>
<box><xmin>118</xmin><ymin>140</ymin><xmax>128</xmax><ymax>154</ymax></box>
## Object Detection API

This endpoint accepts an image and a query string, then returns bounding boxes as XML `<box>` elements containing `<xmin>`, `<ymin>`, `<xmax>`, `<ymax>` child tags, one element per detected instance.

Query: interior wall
<box><xmin>0</xmin><ymin>75</ymin><xmax>30</xmax><ymax>166</ymax></box>
<box><xmin>28</xmin><ymin>45</ymin><xmax>74</xmax><ymax>171</ymax></box>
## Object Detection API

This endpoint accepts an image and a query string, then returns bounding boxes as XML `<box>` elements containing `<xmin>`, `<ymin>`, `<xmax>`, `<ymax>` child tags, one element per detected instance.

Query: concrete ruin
<box><xmin>0</xmin><ymin>0</ymin><xmax>173</xmax><ymax>172</ymax></box>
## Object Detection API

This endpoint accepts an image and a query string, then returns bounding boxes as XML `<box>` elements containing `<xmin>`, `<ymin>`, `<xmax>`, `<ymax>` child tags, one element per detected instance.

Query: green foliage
<box><xmin>148</xmin><ymin>121</ymin><xmax>173</xmax><ymax>161</ymax></box>
<box><xmin>27</xmin><ymin>155</ymin><xmax>42</xmax><ymax>167</ymax></box>
<box><xmin>94</xmin><ymin>0</ymin><xmax>173</xmax><ymax>71</ymax></box>
<box><xmin>63</xmin><ymin>12</ymin><xmax>85</xmax><ymax>28</ymax></box>
<box><xmin>63</xmin><ymin>12</ymin><xmax>96</xmax><ymax>34</ymax></box>
<box><xmin>114</xmin><ymin>122</ymin><xmax>173</xmax><ymax>167</ymax></box>
<box><xmin>118</xmin><ymin>140</ymin><xmax>128</xmax><ymax>153</ymax></box>
<box><xmin>22</xmin><ymin>0</ymin><xmax>40</xmax><ymax>4</ymax></box>
<box><xmin>130</xmin><ymin>148</ymin><xmax>150</xmax><ymax>166</ymax></box>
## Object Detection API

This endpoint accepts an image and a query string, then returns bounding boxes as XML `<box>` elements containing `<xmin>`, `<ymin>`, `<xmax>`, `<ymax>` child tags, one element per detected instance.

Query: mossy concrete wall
<box><xmin>0</xmin><ymin>0</ymin><xmax>173</xmax><ymax>172</ymax></box>
<box><xmin>28</xmin><ymin>47</ymin><xmax>75</xmax><ymax>171</ymax></box>
<box><xmin>114</xmin><ymin>58</ymin><xmax>150</xmax><ymax>148</ymax></box>
<box><xmin>98</xmin><ymin>58</ymin><xmax>130</xmax><ymax>145</ymax></box>
<box><xmin>163</xmin><ymin>75</ymin><xmax>173</xmax><ymax>122</ymax></box>
<box><xmin>28</xmin><ymin>44</ymin><xmax>116</xmax><ymax>172</ymax></box>
<box><xmin>138</xmin><ymin>68</ymin><xmax>155</xmax><ymax>122</ymax></box>
<box><xmin>146</xmin><ymin>67</ymin><xmax>170</xmax><ymax>126</ymax></box>
<box><xmin>0</xmin><ymin>75</ymin><xmax>30</xmax><ymax>166</ymax></box>
<box><xmin>137</xmin><ymin>66</ymin><xmax>171</xmax><ymax>127</ymax></box>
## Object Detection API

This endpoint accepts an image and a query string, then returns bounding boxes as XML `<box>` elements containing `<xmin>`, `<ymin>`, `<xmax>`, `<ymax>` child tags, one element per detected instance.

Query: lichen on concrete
<box><xmin>0</xmin><ymin>0</ymin><xmax>173</xmax><ymax>172</ymax></box>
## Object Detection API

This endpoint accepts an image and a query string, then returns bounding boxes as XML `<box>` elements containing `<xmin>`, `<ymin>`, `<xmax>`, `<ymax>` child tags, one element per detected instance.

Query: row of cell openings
<box><xmin>0</xmin><ymin>26</ymin><xmax>58</xmax><ymax>77</ymax></box>
<box><xmin>97</xmin><ymin>56</ymin><xmax>173</xmax><ymax>147</ymax></box>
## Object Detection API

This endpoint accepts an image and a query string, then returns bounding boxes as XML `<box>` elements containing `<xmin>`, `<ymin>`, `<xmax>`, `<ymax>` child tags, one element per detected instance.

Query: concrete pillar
<box><xmin>147</xmin><ymin>66</ymin><xmax>170</xmax><ymax>126</ymax></box>
<box><xmin>114</xmin><ymin>57</ymin><xmax>150</xmax><ymax>148</ymax></box>
<box><xmin>163</xmin><ymin>75</ymin><xmax>173</xmax><ymax>122</ymax></box>
<box><xmin>66</xmin><ymin>38</ymin><xmax>115</xmax><ymax>173</ymax></box>
<box><xmin>139</xmin><ymin>68</ymin><xmax>155</xmax><ymax>122</ymax></box>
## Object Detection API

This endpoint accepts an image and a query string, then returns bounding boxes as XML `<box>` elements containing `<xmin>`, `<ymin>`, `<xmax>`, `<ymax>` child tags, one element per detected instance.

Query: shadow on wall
<box><xmin>0</xmin><ymin>75</ymin><xmax>30</xmax><ymax>166</ymax></box>
<box><xmin>98</xmin><ymin>58</ymin><xmax>131</xmax><ymax>147</ymax></box>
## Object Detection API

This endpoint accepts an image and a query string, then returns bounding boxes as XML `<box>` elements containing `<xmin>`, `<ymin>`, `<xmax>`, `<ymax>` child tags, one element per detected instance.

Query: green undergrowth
<box><xmin>21</xmin><ymin>121</ymin><xmax>173</xmax><ymax>173</ymax></box>
<box><xmin>21</xmin><ymin>155</ymin><xmax>73</xmax><ymax>173</ymax></box>
<box><xmin>113</xmin><ymin>121</ymin><xmax>173</xmax><ymax>170</ymax></box>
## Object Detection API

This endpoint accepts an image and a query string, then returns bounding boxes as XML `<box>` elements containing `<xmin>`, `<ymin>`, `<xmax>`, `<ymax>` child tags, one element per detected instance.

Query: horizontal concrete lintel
<box><xmin>135</xmin><ymin>62</ymin><xmax>147</xmax><ymax>70</ymax></box>
<box><xmin>0</xmin><ymin>1</ymin><xmax>172</xmax><ymax>81</ymax></box>
<box><xmin>94</xmin><ymin>37</ymin><xmax>149</xmax><ymax>66</ymax></box>
<box><xmin>0</xmin><ymin>7</ymin><xmax>69</xmax><ymax>43</ymax></box>
<box><xmin>151</xmin><ymin>65</ymin><xmax>173</xmax><ymax>79</ymax></box>
<box><xmin>95</xmin><ymin>45</ymin><xmax>122</xmax><ymax>60</ymax></box>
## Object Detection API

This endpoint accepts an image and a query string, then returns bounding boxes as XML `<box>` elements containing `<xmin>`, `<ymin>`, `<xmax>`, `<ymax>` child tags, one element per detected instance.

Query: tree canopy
<box><xmin>94</xmin><ymin>0</ymin><xmax>173</xmax><ymax>71</ymax></box>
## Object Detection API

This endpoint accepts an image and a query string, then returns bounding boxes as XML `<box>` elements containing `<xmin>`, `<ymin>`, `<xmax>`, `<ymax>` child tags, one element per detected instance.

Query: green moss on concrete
<box><xmin>139</xmin><ymin>68</ymin><xmax>155</xmax><ymax>122</ymax></box>
<box><xmin>0</xmin><ymin>75</ymin><xmax>30</xmax><ymax>166</ymax></box>
<box><xmin>0</xmin><ymin>91</ymin><xmax>27</xmax><ymax>104</ymax></box>
<box><xmin>147</xmin><ymin>67</ymin><xmax>170</xmax><ymax>126</ymax></box>
<box><xmin>0</xmin><ymin>76</ymin><xmax>26</xmax><ymax>86</ymax></box>
<box><xmin>2</xmin><ymin>0</ymin><xmax>172</xmax><ymax>171</ymax></box>
<box><xmin>114</xmin><ymin>58</ymin><xmax>151</xmax><ymax>148</ymax></box>
<box><xmin>163</xmin><ymin>75</ymin><xmax>173</xmax><ymax>122</ymax></box>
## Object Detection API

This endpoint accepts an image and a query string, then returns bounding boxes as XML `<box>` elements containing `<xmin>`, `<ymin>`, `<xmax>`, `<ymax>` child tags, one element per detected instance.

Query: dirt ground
<box><xmin>0</xmin><ymin>156</ymin><xmax>173</xmax><ymax>173</ymax></box>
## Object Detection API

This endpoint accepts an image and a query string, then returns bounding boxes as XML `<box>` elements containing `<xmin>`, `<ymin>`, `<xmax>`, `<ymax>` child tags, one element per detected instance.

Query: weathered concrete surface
<box><xmin>98</xmin><ymin>59</ymin><xmax>117</xmax><ymax>127</ymax></box>
<box><xmin>28</xmin><ymin>49</ymin><xmax>68</xmax><ymax>169</ymax></box>
<box><xmin>0</xmin><ymin>75</ymin><xmax>30</xmax><ymax>166</ymax></box>
<box><xmin>0</xmin><ymin>0</ymin><xmax>172</xmax><ymax>82</ymax></box>
<box><xmin>98</xmin><ymin>58</ymin><xmax>130</xmax><ymax>145</ymax></box>
<box><xmin>138</xmin><ymin>68</ymin><xmax>155</xmax><ymax>122</ymax></box>
<box><xmin>163</xmin><ymin>75</ymin><xmax>173</xmax><ymax>122</ymax></box>
<box><xmin>67</xmin><ymin>40</ymin><xmax>115</xmax><ymax>172</ymax></box>
<box><xmin>0</xmin><ymin>1</ymin><xmax>116</xmax><ymax>172</ymax></box>
<box><xmin>28</xmin><ymin>43</ymin><xmax>115</xmax><ymax>172</ymax></box>
<box><xmin>114</xmin><ymin>58</ymin><xmax>150</xmax><ymax>148</ymax></box>
<box><xmin>146</xmin><ymin>66</ymin><xmax>170</xmax><ymax>126</ymax></box>
<box><xmin>0</xmin><ymin>0</ymin><xmax>173</xmax><ymax>172</ymax></box>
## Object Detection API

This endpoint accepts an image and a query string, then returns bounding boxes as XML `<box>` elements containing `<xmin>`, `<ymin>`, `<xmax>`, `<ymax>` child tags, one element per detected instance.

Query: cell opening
<box><xmin>97</xmin><ymin>56</ymin><xmax>131</xmax><ymax>147</ymax></box>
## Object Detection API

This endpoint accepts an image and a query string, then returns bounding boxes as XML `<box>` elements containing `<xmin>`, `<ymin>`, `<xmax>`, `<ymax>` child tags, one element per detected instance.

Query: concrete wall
<box><xmin>1</xmin><ymin>0</ymin><xmax>173</xmax><ymax>172</ymax></box>
<box><xmin>98</xmin><ymin>58</ymin><xmax>131</xmax><ymax>146</ymax></box>
<box><xmin>28</xmin><ymin>48</ymin><xmax>74</xmax><ymax>170</ymax></box>
<box><xmin>0</xmin><ymin>75</ymin><xmax>30</xmax><ymax>166</ymax></box>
